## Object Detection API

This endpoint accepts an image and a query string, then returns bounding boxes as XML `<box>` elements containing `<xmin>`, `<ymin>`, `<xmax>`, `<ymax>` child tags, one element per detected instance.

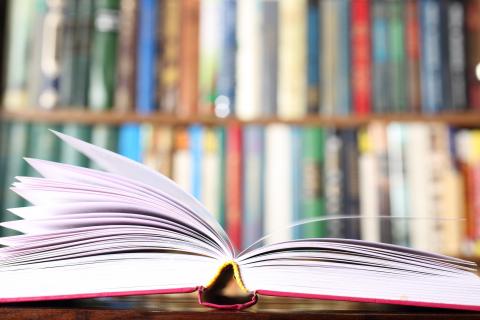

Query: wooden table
<box><xmin>1</xmin><ymin>293</ymin><xmax>480</xmax><ymax>320</ymax></box>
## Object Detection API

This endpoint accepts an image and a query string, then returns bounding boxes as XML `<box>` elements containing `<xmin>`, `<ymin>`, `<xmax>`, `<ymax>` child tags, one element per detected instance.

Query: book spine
<box><xmin>226</xmin><ymin>124</ymin><xmax>243</xmax><ymax>250</ymax></box>
<box><xmin>336</xmin><ymin>0</ymin><xmax>350</xmax><ymax>115</ymax></box>
<box><xmin>60</xmin><ymin>124</ymin><xmax>91</xmax><ymax>167</ymax></box>
<box><xmin>172</xmin><ymin>127</ymin><xmax>192</xmax><ymax>195</ymax></box>
<box><xmin>340</xmin><ymin>128</ymin><xmax>361</xmax><ymax>239</ymax></box>
<box><xmin>242</xmin><ymin>125</ymin><xmax>264</xmax><ymax>249</ymax></box>
<box><xmin>216</xmin><ymin>126</ymin><xmax>226</xmax><ymax>228</ymax></box>
<box><xmin>388</xmin><ymin>0</ymin><xmax>407</xmax><ymax>112</ymax></box>
<box><xmin>216</xmin><ymin>0</ymin><xmax>236</xmax><ymax>117</ymax></box>
<box><xmin>351</xmin><ymin>0</ymin><xmax>371</xmax><ymax>115</ymax></box>
<box><xmin>419</xmin><ymin>0</ymin><xmax>444</xmax><ymax>113</ymax></box>
<box><xmin>260</xmin><ymin>0</ymin><xmax>278</xmax><ymax>117</ymax></box>
<box><xmin>387</xmin><ymin>123</ymin><xmax>409</xmax><ymax>246</ymax></box>
<box><xmin>291</xmin><ymin>126</ymin><xmax>303</xmax><ymax>239</ymax></box>
<box><xmin>0</xmin><ymin>0</ymin><xmax>6</xmax><ymax>94</ymax></box>
<box><xmin>301</xmin><ymin>127</ymin><xmax>326</xmax><ymax>238</ymax></box>
<box><xmin>189</xmin><ymin>125</ymin><xmax>203</xmax><ymax>200</ymax></box>
<box><xmin>2</xmin><ymin>0</ymin><xmax>35</xmax><ymax>109</ymax></box>
<box><xmin>405</xmin><ymin>0</ymin><xmax>421</xmax><ymax>112</ymax></box>
<box><xmin>264</xmin><ymin>125</ymin><xmax>293</xmax><ymax>244</ymax></box>
<box><xmin>320</xmin><ymin>0</ymin><xmax>338</xmax><ymax>115</ymax></box>
<box><xmin>235</xmin><ymin>0</ymin><xmax>260</xmax><ymax>120</ymax></box>
<box><xmin>143</xmin><ymin>125</ymin><xmax>173</xmax><ymax>177</ymax></box>
<box><xmin>26</xmin><ymin>123</ymin><xmax>61</xmax><ymax>176</ymax></box>
<box><xmin>202</xmin><ymin>128</ymin><xmax>221</xmax><ymax>221</ymax></box>
<box><xmin>114</xmin><ymin>0</ymin><xmax>138</xmax><ymax>112</ymax></box>
<box><xmin>118</xmin><ymin>123</ymin><xmax>142</xmax><ymax>162</ymax></box>
<box><xmin>88</xmin><ymin>0</ymin><xmax>120</xmax><ymax>110</ymax></box>
<box><xmin>58</xmin><ymin>0</ymin><xmax>77</xmax><ymax>106</ymax></box>
<box><xmin>448</xmin><ymin>0</ymin><xmax>467</xmax><ymax>110</ymax></box>
<box><xmin>277</xmin><ymin>0</ymin><xmax>306</xmax><ymax>119</ymax></box>
<box><xmin>307</xmin><ymin>0</ymin><xmax>320</xmax><ymax>114</ymax></box>
<box><xmin>179</xmin><ymin>0</ymin><xmax>200</xmax><ymax>117</ymax></box>
<box><xmin>88</xmin><ymin>125</ymin><xmax>119</xmax><ymax>170</ymax></box>
<box><xmin>324</xmin><ymin>129</ymin><xmax>344</xmax><ymax>238</ymax></box>
<box><xmin>198</xmin><ymin>0</ymin><xmax>220</xmax><ymax>116</ymax></box>
<box><xmin>466</xmin><ymin>0</ymin><xmax>480</xmax><ymax>110</ymax></box>
<box><xmin>136</xmin><ymin>0</ymin><xmax>157</xmax><ymax>114</ymax></box>
<box><xmin>372</xmin><ymin>0</ymin><xmax>389</xmax><ymax>113</ymax></box>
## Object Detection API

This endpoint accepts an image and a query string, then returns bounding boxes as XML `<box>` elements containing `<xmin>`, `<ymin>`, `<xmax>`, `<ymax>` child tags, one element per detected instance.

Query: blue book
<box><xmin>118</xmin><ymin>124</ymin><xmax>142</xmax><ymax>163</ymax></box>
<box><xmin>372</xmin><ymin>0</ymin><xmax>390</xmax><ymax>113</ymax></box>
<box><xmin>419</xmin><ymin>0</ymin><xmax>444</xmax><ymax>113</ymax></box>
<box><xmin>137</xmin><ymin>0</ymin><xmax>158</xmax><ymax>114</ymax></box>
<box><xmin>337</xmin><ymin>0</ymin><xmax>351</xmax><ymax>115</ymax></box>
<box><xmin>216</xmin><ymin>0</ymin><xmax>236</xmax><ymax>117</ymax></box>
<box><xmin>291</xmin><ymin>126</ymin><xmax>303</xmax><ymax>239</ymax></box>
<box><xmin>242</xmin><ymin>125</ymin><xmax>264</xmax><ymax>249</ymax></box>
<box><xmin>189</xmin><ymin>125</ymin><xmax>203</xmax><ymax>200</ymax></box>
<box><xmin>307</xmin><ymin>0</ymin><xmax>320</xmax><ymax>114</ymax></box>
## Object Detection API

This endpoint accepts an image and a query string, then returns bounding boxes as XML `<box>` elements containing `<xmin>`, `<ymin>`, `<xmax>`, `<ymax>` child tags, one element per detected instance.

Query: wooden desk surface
<box><xmin>1</xmin><ymin>293</ymin><xmax>480</xmax><ymax>320</ymax></box>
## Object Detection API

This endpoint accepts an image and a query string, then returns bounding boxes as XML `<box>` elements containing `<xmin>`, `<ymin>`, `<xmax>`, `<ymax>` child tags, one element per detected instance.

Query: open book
<box><xmin>1</xmin><ymin>130</ymin><xmax>480</xmax><ymax>311</ymax></box>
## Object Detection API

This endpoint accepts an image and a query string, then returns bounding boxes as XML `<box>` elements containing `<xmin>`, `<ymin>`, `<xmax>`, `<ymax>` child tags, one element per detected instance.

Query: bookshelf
<box><xmin>4</xmin><ymin>109</ymin><xmax>480</xmax><ymax>127</ymax></box>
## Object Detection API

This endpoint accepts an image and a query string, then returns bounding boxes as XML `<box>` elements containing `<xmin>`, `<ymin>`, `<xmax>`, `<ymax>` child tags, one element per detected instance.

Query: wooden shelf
<box><xmin>2</xmin><ymin>109</ymin><xmax>480</xmax><ymax>127</ymax></box>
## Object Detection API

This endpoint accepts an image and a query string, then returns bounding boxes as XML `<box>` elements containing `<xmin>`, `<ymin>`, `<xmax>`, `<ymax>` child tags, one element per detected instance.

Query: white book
<box><xmin>264</xmin><ymin>125</ymin><xmax>292</xmax><ymax>244</ymax></box>
<box><xmin>201</xmin><ymin>128</ymin><xmax>221</xmax><ymax>221</ymax></box>
<box><xmin>1</xmin><ymin>130</ymin><xmax>480</xmax><ymax>311</ymax></box>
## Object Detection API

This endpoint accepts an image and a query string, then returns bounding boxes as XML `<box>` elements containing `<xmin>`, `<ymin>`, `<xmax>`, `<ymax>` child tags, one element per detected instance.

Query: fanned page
<box><xmin>1</xmin><ymin>131</ymin><xmax>480</xmax><ymax>311</ymax></box>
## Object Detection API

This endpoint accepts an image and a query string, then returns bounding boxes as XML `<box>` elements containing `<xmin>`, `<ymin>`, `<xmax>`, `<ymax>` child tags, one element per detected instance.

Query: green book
<box><xmin>26</xmin><ymin>123</ymin><xmax>61</xmax><ymax>177</ymax></box>
<box><xmin>60</xmin><ymin>124</ymin><xmax>91</xmax><ymax>167</ymax></box>
<box><xmin>216</xmin><ymin>126</ymin><xmax>226</xmax><ymax>228</ymax></box>
<box><xmin>88</xmin><ymin>0</ymin><xmax>120</xmax><ymax>110</ymax></box>
<box><xmin>0</xmin><ymin>121</ymin><xmax>10</xmax><ymax>212</ymax></box>
<box><xmin>301</xmin><ymin>127</ymin><xmax>326</xmax><ymax>238</ymax></box>
<box><xmin>389</xmin><ymin>0</ymin><xmax>407</xmax><ymax>112</ymax></box>
<box><xmin>1</xmin><ymin>122</ymin><xmax>30</xmax><ymax>236</ymax></box>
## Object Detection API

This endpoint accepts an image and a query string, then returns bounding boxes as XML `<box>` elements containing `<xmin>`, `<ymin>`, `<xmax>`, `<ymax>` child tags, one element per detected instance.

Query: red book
<box><xmin>466</xmin><ymin>0</ymin><xmax>480</xmax><ymax>110</ymax></box>
<box><xmin>226</xmin><ymin>124</ymin><xmax>243</xmax><ymax>251</ymax></box>
<box><xmin>405</xmin><ymin>0</ymin><xmax>421</xmax><ymax>113</ymax></box>
<box><xmin>351</xmin><ymin>0</ymin><xmax>371</xmax><ymax>115</ymax></box>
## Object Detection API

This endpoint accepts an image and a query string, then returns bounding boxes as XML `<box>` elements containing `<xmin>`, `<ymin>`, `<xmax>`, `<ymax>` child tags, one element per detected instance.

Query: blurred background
<box><xmin>0</xmin><ymin>0</ymin><xmax>480</xmax><ymax>257</ymax></box>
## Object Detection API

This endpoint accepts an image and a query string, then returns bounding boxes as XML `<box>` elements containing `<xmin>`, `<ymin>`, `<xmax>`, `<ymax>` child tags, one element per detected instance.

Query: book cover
<box><xmin>388</xmin><ymin>0</ymin><xmax>407</xmax><ymax>112</ymax></box>
<box><xmin>198</xmin><ymin>0</ymin><xmax>220</xmax><ymax>116</ymax></box>
<box><xmin>114</xmin><ymin>0</ymin><xmax>137</xmax><ymax>112</ymax></box>
<box><xmin>300</xmin><ymin>127</ymin><xmax>326</xmax><ymax>238</ymax></box>
<box><xmin>466</xmin><ymin>0</ymin><xmax>480</xmax><ymax>110</ymax></box>
<box><xmin>372</xmin><ymin>0</ymin><xmax>389</xmax><ymax>113</ymax></box>
<box><xmin>235</xmin><ymin>0</ymin><xmax>260</xmax><ymax>120</ymax></box>
<box><xmin>215</xmin><ymin>0</ymin><xmax>236</xmax><ymax>118</ymax></box>
<box><xmin>351</xmin><ymin>0</ymin><xmax>371</xmax><ymax>115</ymax></box>
<box><xmin>242</xmin><ymin>126</ymin><xmax>264</xmax><ymax>249</ymax></box>
<box><xmin>419</xmin><ymin>0</ymin><xmax>444</xmax><ymax>113</ymax></box>
<box><xmin>157</xmin><ymin>0</ymin><xmax>181</xmax><ymax>114</ymax></box>
<box><xmin>226</xmin><ymin>124</ymin><xmax>243</xmax><ymax>251</ymax></box>
<box><xmin>405</xmin><ymin>0</ymin><xmax>421</xmax><ymax>112</ymax></box>
<box><xmin>179</xmin><ymin>0</ymin><xmax>200</xmax><ymax>117</ymax></box>
<box><xmin>2</xmin><ymin>0</ymin><xmax>35</xmax><ymax>110</ymax></box>
<box><xmin>260</xmin><ymin>0</ymin><xmax>278</xmax><ymax>117</ymax></box>
<box><xmin>306</xmin><ymin>0</ymin><xmax>320</xmax><ymax>115</ymax></box>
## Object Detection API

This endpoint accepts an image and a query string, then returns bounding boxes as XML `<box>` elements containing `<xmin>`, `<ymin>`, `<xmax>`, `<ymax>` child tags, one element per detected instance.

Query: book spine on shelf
<box><xmin>291</xmin><ymin>126</ymin><xmax>302</xmax><ymax>239</ymax></box>
<box><xmin>264</xmin><ymin>125</ymin><xmax>293</xmax><ymax>244</ymax></box>
<box><xmin>336</xmin><ymin>0</ymin><xmax>350</xmax><ymax>115</ymax></box>
<box><xmin>58</xmin><ymin>0</ymin><xmax>76</xmax><ymax>107</ymax></box>
<box><xmin>59</xmin><ymin>124</ymin><xmax>91</xmax><ymax>167</ymax></box>
<box><xmin>0</xmin><ymin>0</ymin><xmax>6</xmax><ymax>95</ymax></box>
<box><xmin>440</xmin><ymin>0</ymin><xmax>452</xmax><ymax>111</ymax></box>
<box><xmin>388</xmin><ymin>0</ymin><xmax>407</xmax><ymax>112</ymax></box>
<box><xmin>216</xmin><ymin>0</ymin><xmax>236</xmax><ymax>118</ymax></box>
<box><xmin>351</xmin><ymin>0</ymin><xmax>371</xmax><ymax>115</ymax></box>
<box><xmin>118</xmin><ymin>123</ymin><xmax>142</xmax><ymax>162</ymax></box>
<box><xmin>260</xmin><ymin>0</ymin><xmax>278</xmax><ymax>117</ymax></box>
<box><xmin>419</xmin><ymin>0</ymin><xmax>444</xmax><ymax>113</ymax></box>
<box><xmin>307</xmin><ymin>0</ymin><xmax>320</xmax><ymax>115</ymax></box>
<box><xmin>216</xmin><ymin>127</ymin><xmax>226</xmax><ymax>228</ymax></box>
<box><xmin>358</xmin><ymin>128</ymin><xmax>380</xmax><ymax>242</ymax></box>
<box><xmin>189</xmin><ymin>125</ymin><xmax>203</xmax><ymax>200</ymax></box>
<box><xmin>136</xmin><ymin>0</ymin><xmax>157</xmax><ymax>114</ymax></box>
<box><xmin>172</xmin><ymin>127</ymin><xmax>192</xmax><ymax>195</ymax></box>
<box><xmin>2</xmin><ymin>0</ymin><xmax>35</xmax><ymax>110</ymax></box>
<box><xmin>324</xmin><ymin>129</ymin><xmax>344</xmax><ymax>238</ymax></box>
<box><xmin>198</xmin><ymin>0</ymin><xmax>220</xmax><ymax>116</ymax></box>
<box><xmin>235</xmin><ymin>0</ymin><xmax>260</xmax><ymax>120</ymax></box>
<box><xmin>405</xmin><ymin>0</ymin><xmax>421</xmax><ymax>113</ymax></box>
<box><xmin>226</xmin><ymin>124</ymin><xmax>243</xmax><ymax>251</ymax></box>
<box><xmin>242</xmin><ymin>125</ymin><xmax>264</xmax><ymax>249</ymax></box>
<box><xmin>26</xmin><ymin>123</ymin><xmax>61</xmax><ymax>176</ymax></box>
<box><xmin>179</xmin><ymin>0</ymin><xmax>200</xmax><ymax>117</ymax></box>
<box><xmin>301</xmin><ymin>127</ymin><xmax>326</xmax><ymax>238</ymax></box>
<box><xmin>341</xmin><ymin>128</ymin><xmax>361</xmax><ymax>239</ymax></box>
<box><xmin>465</xmin><ymin>0</ymin><xmax>480</xmax><ymax>110</ymax></box>
<box><xmin>447</xmin><ymin>0</ymin><xmax>467</xmax><ymax>111</ymax></box>
<box><xmin>372</xmin><ymin>0</ymin><xmax>389</xmax><ymax>113</ymax></box>
<box><xmin>0</xmin><ymin>121</ymin><xmax>9</xmax><ymax>216</ymax></box>
<box><xmin>157</xmin><ymin>0</ymin><xmax>180</xmax><ymax>114</ymax></box>
<box><xmin>387</xmin><ymin>123</ymin><xmax>409</xmax><ymax>246</ymax></box>
<box><xmin>89</xmin><ymin>125</ymin><xmax>119</xmax><ymax>170</ymax></box>
<box><xmin>202</xmin><ymin>128</ymin><xmax>222</xmax><ymax>222</ymax></box>
<box><xmin>320</xmin><ymin>0</ymin><xmax>338</xmax><ymax>115</ymax></box>
<box><xmin>114</xmin><ymin>0</ymin><xmax>137</xmax><ymax>112</ymax></box>
<box><xmin>143</xmin><ymin>124</ymin><xmax>173</xmax><ymax>177</ymax></box>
